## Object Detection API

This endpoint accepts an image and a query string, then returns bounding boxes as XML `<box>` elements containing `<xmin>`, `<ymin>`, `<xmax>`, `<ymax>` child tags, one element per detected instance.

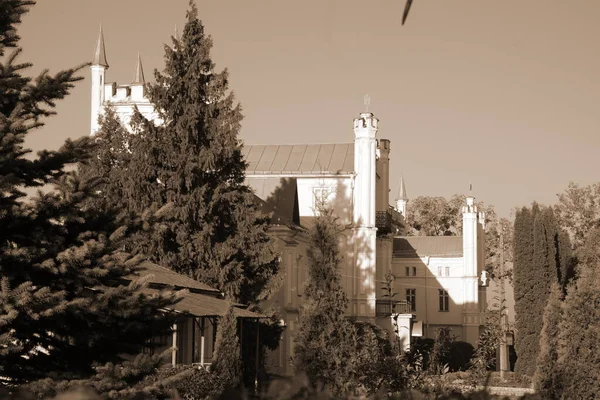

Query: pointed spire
<box><xmin>397</xmin><ymin>174</ymin><xmax>408</xmax><ymax>201</ymax></box>
<box><xmin>92</xmin><ymin>25</ymin><xmax>109</xmax><ymax>68</ymax></box>
<box><xmin>174</xmin><ymin>24</ymin><xmax>179</xmax><ymax>41</ymax></box>
<box><xmin>132</xmin><ymin>52</ymin><xmax>145</xmax><ymax>84</ymax></box>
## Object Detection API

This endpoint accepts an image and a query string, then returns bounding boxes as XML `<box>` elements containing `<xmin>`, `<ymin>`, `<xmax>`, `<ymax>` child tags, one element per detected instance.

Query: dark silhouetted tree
<box><xmin>81</xmin><ymin>1</ymin><xmax>279</xmax><ymax>306</ymax></box>
<box><xmin>0</xmin><ymin>0</ymin><xmax>177</xmax><ymax>389</ymax></box>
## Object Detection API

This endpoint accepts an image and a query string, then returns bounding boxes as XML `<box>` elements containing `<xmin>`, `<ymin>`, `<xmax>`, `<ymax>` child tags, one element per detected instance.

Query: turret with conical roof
<box><xmin>132</xmin><ymin>53</ymin><xmax>145</xmax><ymax>84</ymax></box>
<box><xmin>395</xmin><ymin>174</ymin><xmax>408</xmax><ymax>216</ymax></box>
<box><xmin>92</xmin><ymin>25</ymin><xmax>109</xmax><ymax>68</ymax></box>
<box><xmin>90</xmin><ymin>25</ymin><xmax>108</xmax><ymax>135</ymax></box>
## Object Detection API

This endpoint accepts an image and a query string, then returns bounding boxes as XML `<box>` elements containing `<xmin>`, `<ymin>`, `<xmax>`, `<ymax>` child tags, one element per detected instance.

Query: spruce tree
<box><xmin>0</xmin><ymin>0</ymin><xmax>176</xmax><ymax>386</ymax></box>
<box><xmin>82</xmin><ymin>2</ymin><xmax>279</xmax><ymax>306</ymax></box>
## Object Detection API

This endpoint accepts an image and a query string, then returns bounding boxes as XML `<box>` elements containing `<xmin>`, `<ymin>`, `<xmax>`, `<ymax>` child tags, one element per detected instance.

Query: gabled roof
<box><xmin>393</xmin><ymin>236</ymin><xmax>463</xmax><ymax>258</ymax></box>
<box><xmin>243</xmin><ymin>143</ymin><xmax>354</xmax><ymax>175</ymax></box>
<box><xmin>140</xmin><ymin>288</ymin><xmax>264</xmax><ymax>318</ymax></box>
<box><xmin>132</xmin><ymin>261</ymin><xmax>220</xmax><ymax>294</ymax></box>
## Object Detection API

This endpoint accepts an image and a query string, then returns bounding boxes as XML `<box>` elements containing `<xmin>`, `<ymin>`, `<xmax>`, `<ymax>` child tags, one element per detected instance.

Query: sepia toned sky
<box><xmin>18</xmin><ymin>0</ymin><xmax>600</xmax><ymax>218</ymax></box>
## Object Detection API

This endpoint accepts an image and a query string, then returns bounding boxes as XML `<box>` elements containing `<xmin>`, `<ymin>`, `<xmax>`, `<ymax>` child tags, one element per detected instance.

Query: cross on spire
<box><xmin>363</xmin><ymin>94</ymin><xmax>371</xmax><ymax>113</ymax></box>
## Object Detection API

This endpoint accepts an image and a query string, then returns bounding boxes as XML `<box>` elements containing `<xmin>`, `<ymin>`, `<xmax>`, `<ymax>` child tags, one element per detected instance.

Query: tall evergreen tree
<box><xmin>81</xmin><ymin>2</ymin><xmax>279</xmax><ymax>306</ymax></box>
<box><xmin>0</xmin><ymin>0</ymin><xmax>176</xmax><ymax>387</ymax></box>
<box><xmin>534</xmin><ymin>283</ymin><xmax>563</xmax><ymax>398</ymax></box>
<box><xmin>513</xmin><ymin>206</ymin><xmax>535</xmax><ymax>376</ymax></box>
<box><xmin>513</xmin><ymin>204</ymin><xmax>573</xmax><ymax>376</ymax></box>
<box><xmin>556</xmin><ymin>263</ymin><xmax>600</xmax><ymax>399</ymax></box>
<box><xmin>293</xmin><ymin>202</ymin><xmax>358</xmax><ymax>395</ymax></box>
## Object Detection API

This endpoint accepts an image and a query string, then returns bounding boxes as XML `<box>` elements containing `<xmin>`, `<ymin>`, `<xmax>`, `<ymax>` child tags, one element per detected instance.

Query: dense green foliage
<box><xmin>293</xmin><ymin>203</ymin><xmax>403</xmax><ymax>396</ymax></box>
<box><xmin>554</xmin><ymin>181</ymin><xmax>600</xmax><ymax>253</ymax></box>
<box><xmin>81</xmin><ymin>2</ymin><xmax>280</xmax><ymax>306</ymax></box>
<box><xmin>512</xmin><ymin>204</ymin><xmax>573</xmax><ymax>377</ymax></box>
<box><xmin>0</xmin><ymin>1</ymin><xmax>178</xmax><ymax>389</ymax></box>
<box><xmin>211</xmin><ymin>306</ymin><xmax>243</xmax><ymax>391</ymax></box>
<box><xmin>533</xmin><ymin>283</ymin><xmax>563</xmax><ymax>398</ymax></box>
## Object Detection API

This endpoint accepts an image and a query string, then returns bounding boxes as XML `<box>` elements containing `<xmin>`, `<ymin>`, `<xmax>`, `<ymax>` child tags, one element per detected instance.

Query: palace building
<box><xmin>89</xmin><ymin>28</ymin><xmax>488</xmax><ymax>376</ymax></box>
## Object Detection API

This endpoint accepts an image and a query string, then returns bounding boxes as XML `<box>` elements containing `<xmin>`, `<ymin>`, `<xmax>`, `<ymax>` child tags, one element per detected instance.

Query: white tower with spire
<box><xmin>90</xmin><ymin>26</ymin><xmax>108</xmax><ymax>135</ymax></box>
<box><xmin>89</xmin><ymin>28</ymin><xmax>160</xmax><ymax>135</ymax></box>
<box><xmin>352</xmin><ymin>112</ymin><xmax>378</xmax><ymax>319</ymax></box>
<box><xmin>395</xmin><ymin>175</ymin><xmax>408</xmax><ymax>216</ymax></box>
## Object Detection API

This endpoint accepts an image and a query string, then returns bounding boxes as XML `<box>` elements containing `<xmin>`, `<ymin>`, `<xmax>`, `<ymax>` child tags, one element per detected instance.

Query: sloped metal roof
<box><xmin>140</xmin><ymin>288</ymin><xmax>264</xmax><ymax>318</ymax></box>
<box><xmin>132</xmin><ymin>261</ymin><xmax>220</xmax><ymax>294</ymax></box>
<box><xmin>243</xmin><ymin>143</ymin><xmax>354</xmax><ymax>175</ymax></box>
<box><xmin>393</xmin><ymin>236</ymin><xmax>463</xmax><ymax>258</ymax></box>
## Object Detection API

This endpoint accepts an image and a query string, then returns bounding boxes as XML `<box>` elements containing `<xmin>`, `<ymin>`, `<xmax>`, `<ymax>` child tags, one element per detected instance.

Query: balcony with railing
<box><xmin>375</xmin><ymin>206</ymin><xmax>404</xmax><ymax>235</ymax></box>
<box><xmin>375</xmin><ymin>300</ymin><xmax>413</xmax><ymax>316</ymax></box>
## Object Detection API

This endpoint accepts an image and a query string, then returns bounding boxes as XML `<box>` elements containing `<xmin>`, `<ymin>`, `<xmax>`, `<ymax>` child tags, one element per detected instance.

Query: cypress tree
<box><xmin>514</xmin><ymin>204</ymin><xmax>573</xmax><ymax>377</ymax></box>
<box><xmin>0</xmin><ymin>1</ymin><xmax>176</xmax><ymax>387</ymax></box>
<box><xmin>534</xmin><ymin>283</ymin><xmax>564</xmax><ymax>398</ymax></box>
<box><xmin>82</xmin><ymin>1</ymin><xmax>279</xmax><ymax>306</ymax></box>
<box><xmin>513</xmin><ymin>206</ymin><xmax>535</xmax><ymax>376</ymax></box>
<box><xmin>293</xmin><ymin>203</ymin><xmax>358</xmax><ymax>395</ymax></box>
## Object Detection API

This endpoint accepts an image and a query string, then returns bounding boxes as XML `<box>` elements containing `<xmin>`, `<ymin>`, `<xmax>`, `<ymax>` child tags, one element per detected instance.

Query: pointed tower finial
<box><xmin>92</xmin><ymin>25</ymin><xmax>109</xmax><ymax>68</ymax></box>
<box><xmin>133</xmin><ymin>52</ymin><xmax>145</xmax><ymax>84</ymax></box>
<box><xmin>174</xmin><ymin>24</ymin><xmax>179</xmax><ymax>41</ymax></box>
<box><xmin>397</xmin><ymin>174</ymin><xmax>408</xmax><ymax>201</ymax></box>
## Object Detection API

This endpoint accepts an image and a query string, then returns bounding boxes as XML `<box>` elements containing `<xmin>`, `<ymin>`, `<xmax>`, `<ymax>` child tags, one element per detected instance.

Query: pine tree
<box><xmin>0</xmin><ymin>1</ymin><xmax>176</xmax><ymax>387</ymax></box>
<box><xmin>81</xmin><ymin>1</ymin><xmax>279</xmax><ymax>306</ymax></box>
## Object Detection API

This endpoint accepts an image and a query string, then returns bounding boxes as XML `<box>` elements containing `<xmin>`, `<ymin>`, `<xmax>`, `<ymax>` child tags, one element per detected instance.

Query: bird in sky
<box><xmin>402</xmin><ymin>0</ymin><xmax>413</xmax><ymax>25</ymax></box>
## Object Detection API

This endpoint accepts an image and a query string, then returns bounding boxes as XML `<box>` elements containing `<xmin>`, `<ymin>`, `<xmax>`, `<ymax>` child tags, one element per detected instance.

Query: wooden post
<box><xmin>200</xmin><ymin>317</ymin><xmax>205</xmax><ymax>368</ymax></box>
<box><xmin>499</xmin><ymin>227</ymin><xmax>508</xmax><ymax>378</ymax></box>
<box><xmin>172</xmin><ymin>323</ymin><xmax>178</xmax><ymax>366</ymax></box>
<box><xmin>255</xmin><ymin>318</ymin><xmax>260</xmax><ymax>394</ymax></box>
<box><xmin>191</xmin><ymin>317</ymin><xmax>196</xmax><ymax>364</ymax></box>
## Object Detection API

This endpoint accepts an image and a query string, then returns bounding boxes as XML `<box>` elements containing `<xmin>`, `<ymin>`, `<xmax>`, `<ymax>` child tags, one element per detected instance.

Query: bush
<box><xmin>448</xmin><ymin>341</ymin><xmax>475</xmax><ymax>372</ymax></box>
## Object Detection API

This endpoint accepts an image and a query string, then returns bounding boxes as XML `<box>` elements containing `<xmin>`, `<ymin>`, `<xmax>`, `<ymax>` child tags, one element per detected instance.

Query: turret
<box><xmin>131</xmin><ymin>53</ymin><xmax>145</xmax><ymax>100</ymax></box>
<box><xmin>352</xmin><ymin>112</ymin><xmax>379</xmax><ymax>319</ymax></box>
<box><xmin>353</xmin><ymin>112</ymin><xmax>378</xmax><ymax>227</ymax></box>
<box><xmin>90</xmin><ymin>26</ymin><xmax>108</xmax><ymax>135</ymax></box>
<box><xmin>395</xmin><ymin>174</ymin><xmax>408</xmax><ymax>216</ymax></box>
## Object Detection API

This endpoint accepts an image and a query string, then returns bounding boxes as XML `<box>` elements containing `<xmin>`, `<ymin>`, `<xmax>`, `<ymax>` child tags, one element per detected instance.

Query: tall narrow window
<box><xmin>406</xmin><ymin>289</ymin><xmax>416</xmax><ymax>312</ymax></box>
<box><xmin>438</xmin><ymin>266</ymin><xmax>442</xmax><ymax>276</ymax></box>
<box><xmin>412</xmin><ymin>266</ymin><xmax>417</xmax><ymax>276</ymax></box>
<box><xmin>405</xmin><ymin>266</ymin><xmax>410</xmax><ymax>276</ymax></box>
<box><xmin>439</xmin><ymin>289</ymin><xmax>449</xmax><ymax>312</ymax></box>
<box><xmin>445</xmin><ymin>266</ymin><xmax>450</xmax><ymax>277</ymax></box>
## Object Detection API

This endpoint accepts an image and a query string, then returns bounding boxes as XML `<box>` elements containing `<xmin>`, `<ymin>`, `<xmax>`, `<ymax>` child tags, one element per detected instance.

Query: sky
<box><xmin>17</xmin><ymin>0</ymin><xmax>600</xmax><ymax>218</ymax></box>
